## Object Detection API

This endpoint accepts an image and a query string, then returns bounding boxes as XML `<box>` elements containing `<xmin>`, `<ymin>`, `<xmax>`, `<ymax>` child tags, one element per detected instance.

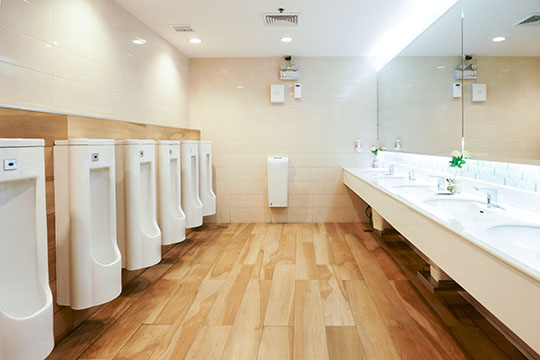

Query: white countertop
<box><xmin>344</xmin><ymin>167</ymin><xmax>540</xmax><ymax>283</ymax></box>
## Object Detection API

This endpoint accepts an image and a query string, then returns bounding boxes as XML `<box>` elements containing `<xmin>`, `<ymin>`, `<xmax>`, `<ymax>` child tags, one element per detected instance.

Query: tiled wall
<box><xmin>189</xmin><ymin>57</ymin><xmax>377</xmax><ymax>223</ymax></box>
<box><xmin>380</xmin><ymin>151</ymin><xmax>540</xmax><ymax>193</ymax></box>
<box><xmin>0</xmin><ymin>0</ymin><xmax>189</xmax><ymax>127</ymax></box>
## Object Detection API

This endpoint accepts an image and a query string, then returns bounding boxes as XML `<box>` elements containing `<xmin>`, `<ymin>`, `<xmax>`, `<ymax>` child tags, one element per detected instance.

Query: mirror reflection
<box><xmin>463</xmin><ymin>0</ymin><xmax>540</xmax><ymax>162</ymax></box>
<box><xmin>377</xmin><ymin>2</ymin><xmax>463</xmax><ymax>156</ymax></box>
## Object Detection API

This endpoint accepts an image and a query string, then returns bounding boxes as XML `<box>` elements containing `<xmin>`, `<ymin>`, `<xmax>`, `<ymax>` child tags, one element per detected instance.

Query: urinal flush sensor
<box><xmin>3</xmin><ymin>158</ymin><xmax>17</xmax><ymax>170</ymax></box>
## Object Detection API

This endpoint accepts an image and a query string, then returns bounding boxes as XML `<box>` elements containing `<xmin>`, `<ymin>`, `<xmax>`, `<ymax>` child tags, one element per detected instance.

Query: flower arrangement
<box><xmin>371</xmin><ymin>146</ymin><xmax>386</xmax><ymax>156</ymax></box>
<box><xmin>449</xmin><ymin>150</ymin><xmax>471</xmax><ymax>168</ymax></box>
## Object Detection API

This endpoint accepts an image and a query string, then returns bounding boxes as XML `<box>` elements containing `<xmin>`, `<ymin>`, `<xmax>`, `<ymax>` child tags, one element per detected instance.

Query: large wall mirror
<box><xmin>377</xmin><ymin>1</ymin><xmax>464</xmax><ymax>156</ymax></box>
<box><xmin>463</xmin><ymin>0</ymin><xmax>540</xmax><ymax>164</ymax></box>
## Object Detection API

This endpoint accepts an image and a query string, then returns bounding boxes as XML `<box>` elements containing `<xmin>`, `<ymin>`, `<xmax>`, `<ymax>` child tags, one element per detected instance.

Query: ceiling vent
<box><xmin>263</xmin><ymin>12</ymin><xmax>300</xmax><ymax>26</ymax></box>
<box><xmin>169</xmin><ymin>24</ymin><xmax>194</xmax><ymax>32</ymax></box>
<box><xmin>514</xmin><ymin>13</ymin><xmax>540</xmax><ymax>26</ymax></box>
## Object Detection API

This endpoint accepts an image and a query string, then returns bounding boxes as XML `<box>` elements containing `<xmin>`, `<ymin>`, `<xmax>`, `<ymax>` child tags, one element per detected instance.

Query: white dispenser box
<box><xmin>156</xmin><ymin>141</ymin><xmax>186</xmax><ymax>245</ymax></box>
<box><xmin>181</xmin><ymin>140</ymin><xmax>203</xmax><ymax>228</ymax></box>
<box><xmin>115</xmin><ymin>140</ymin><xmax>162</xmax><ymax>270</ymax></box>
<box><xmin>198</xmin><ymin>141</ymin><xmax>216</xmax><ymax>216</ymax></box>
<box><xmin>54</xmin><ymin>139</ymin><xmax>122</xmax><ymax>309</ymax></box>
<box><xmin>267</xmin><ymin>156</ymin><xmax>288</xmax><ymax>207</ymax></box>
<box><xmin>0</xmin><ymin>139</ymin><xmax>54</xmax><ymax>360</ymax></box>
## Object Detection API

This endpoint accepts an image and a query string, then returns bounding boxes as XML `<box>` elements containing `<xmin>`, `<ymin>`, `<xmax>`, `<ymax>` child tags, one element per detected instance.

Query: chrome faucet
<box><xmin>475</xmin><ymin>187</ymin><xmax>501</xmax><ymax>209</ymax></box>
<box><xmin>408</xmin><ymin>169</ymin><xmax>416</xmax><ymax>181</ymax></box>
<box><xmin>388</xmin><ymin>164</ymin><xmax>395</xmax><ymax>175</ymax></box>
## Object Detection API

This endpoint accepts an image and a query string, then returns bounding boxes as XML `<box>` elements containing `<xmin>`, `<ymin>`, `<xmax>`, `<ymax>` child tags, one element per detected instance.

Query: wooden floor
<box><xmin>48</xmin><ymin>223</ymin><xmax>526</xmax><ymax>360</ymax></box>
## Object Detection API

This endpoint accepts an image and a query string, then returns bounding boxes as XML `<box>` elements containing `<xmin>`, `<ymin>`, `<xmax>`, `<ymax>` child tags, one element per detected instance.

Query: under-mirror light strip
<box><xmin>368</xmin><ymin>0</ymin><xmax>459</xmax><ymax>71</ymax></box>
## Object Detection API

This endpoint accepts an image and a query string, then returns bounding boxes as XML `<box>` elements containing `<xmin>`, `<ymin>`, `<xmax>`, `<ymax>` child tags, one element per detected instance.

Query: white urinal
<box><xmin>115</xmin><ymin>140</ymin><xmax>162</xmax><ymax>270</ymax></box>
<box><xmin>181</xmin><ymin>140</ymin><xmax>203</xmax><ymax>228</ymax></box>
<box><xmin>0</xmin><ymin>139</ymin><xmax>54</xmax><ymax>360</ymax></box>
<box><xmin>156</xmin><ymin>141</ymin><xmax>186</xmax><ymax>245</ymax></box>
<box><xmin>54</xmin><ymin>139</ymin><xmax>122</xmax><ymax>310</ymax></box>
<box><xmin>198</xmin><ymin>141</ymin><xmax>216</xmax><ymax>216</ymax></box>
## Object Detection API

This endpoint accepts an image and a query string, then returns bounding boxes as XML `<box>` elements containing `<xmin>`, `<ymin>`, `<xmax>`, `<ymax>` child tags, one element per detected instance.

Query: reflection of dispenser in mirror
<box><xmin>198</xmin><ymin>141</ymin><xmax>216</xmax><ymax>217</ymax></box>
<box><xmin>115</xmin><ymin>140</ymin><xmax>162</xmax><ymax>270</ymax></box>
<box><xmin>157</xmin><ymin>141</ymin><xmax>186</xmax><ymax>245</ymax></box>
<box><xmin>54</xmin><ymin>139</ymin><xmax>122</xmax><ymax>309</ymax></box>
<box><xmin>0</xmin><ymin>139</ymin><xmax>54</xmax><ymax>360</ymax></box>
<box><xmin>181</xmin><ymin>140</ymin><xmax>203</xmax><ymax>228</ymax></box>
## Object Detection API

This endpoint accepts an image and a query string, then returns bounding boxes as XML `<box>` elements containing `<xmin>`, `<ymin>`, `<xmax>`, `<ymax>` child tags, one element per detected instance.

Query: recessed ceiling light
<box><xmin>189</xmin><ymin>38</ymin><xmax>202</xmax><ymax>44</ymax></box>
<box><xmin>492</xmin><ymin>36</ymin><xmax>506</xmax><ymax>42</ymax></box>
<box><xmin>132</xmin><ymin>38</ymin><xmax>146</xmax><ymax>45</ymax></box>
<box><xmin>280</xmin><ymin>36</ymin><xmax>293</xmax><ymax>43</ymax></box>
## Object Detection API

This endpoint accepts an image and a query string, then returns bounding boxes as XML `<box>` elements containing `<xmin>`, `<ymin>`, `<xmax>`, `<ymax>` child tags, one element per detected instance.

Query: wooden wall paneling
<box><xmin>0</xmin><ymin>106</ymin><xmax>200</xmax><ymax>344</ymax></box>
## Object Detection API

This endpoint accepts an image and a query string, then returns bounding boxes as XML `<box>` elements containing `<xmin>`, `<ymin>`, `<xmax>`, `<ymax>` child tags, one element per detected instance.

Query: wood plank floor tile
<box><xmin>392</xmin><ymin>280</ymin><xmax>468</xmax><ymax>360</ymax></box>
<box><xmin>329</xmin><ymin>241</ymin><xmax>363</xmax><ymax>280</ymax></box>
<box><xmin>148</xmin><ymin>280</ymin><xmax>223</xmax><ymax>360</ymax></box>
<box><xmin>183</xmin><ymin>325</ymin><xmax>231</xmax><ymax>360</ymax></box>
<box><xmin>344</xmin><ymin>280</ymin><xmax>401</xmax><ymax>360</ymax></box>
<box><xmin>265</xmin><ymin>224</ymin><xmax>284</xmax><ymax>242</ymax></box>
<box><xmin>325</xmin><ymin>326</ymin><xmax>365</xmax><ymax>360</ymax></box>
<box><xmin>318</xmin><ymin>265</ymin><xmax>355</xmax><ymax>326</ymax></box>
<box><xmin>389</xmin><ymin>324</ymin><xmax>445</xmax><ymax>360</ymax></box>
<box><xmin>265</xmin><ymin>264</ymin><xmax>296</xmax><ymax>326</ymax></box>
<box><xmin>49</xmin><ymin>223</ymin><xmax>527</xmax><ymax>360</ymax></box>
<box><xmin>81</xmin><ymin>279</ymin><xmax>177</xmax><ymax>359</ymax></box>
<box><xmin>294</xmin><ymin>280</ymin><xmax>329</xmax><ymax>360</ymax></box>
<box><xmin>452</xmin><ymin>326</ymin><xmax>511</xmax><ymax>360</ymax></box>
<box><xmin>221</xmin><ymin>280</ymin><xmax>272</xmax><ymax>360</ymax></box>
<box><xmin>114</xmin><ymin>324</ymin><xmax>170</xmax><ymax>360</ymax></box>
<box><xmin>296</xmin><ymin>242</ymin><xmax>319</xmax><ymax>280</ymax></box>
<box><xmin>47</xmin><ymin>323</ymin><xmax>106</xmax><ymax>360</ymax></box>
<box><xmin>149</xmin><ymin>281</ymin><xmax>201</xmax><ymax>325</ymax></box>
<box><xmin>345</xmin><ymin>234</ymin><xmax>413</xmax><ymax>327</ymax></box>
<box><xmin>313</xmin><ymin>234</ymin><xmax>335</xmax><ymax>265</ymax></box>
<box><xmin>297</xmin><ymin>223</ymin><xmax>313</xmax><ymax>242</ymax></box>
<box><xmin>89</xmin><ymin>264</ymin><xmax>172</xmax><ymax>324</ymax></box>
<box><xmin>258</xmin><ymin>327</ymin><xmax>294</xmax><ymax>360</ymax></box>
<box><xmin>206</xmin><ymin>264</ymin><xmax>254</xmax><ymax>325</ymax></box>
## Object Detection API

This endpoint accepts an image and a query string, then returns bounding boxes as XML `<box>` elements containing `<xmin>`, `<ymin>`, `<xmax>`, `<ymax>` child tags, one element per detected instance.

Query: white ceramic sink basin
<box><xmin>423</xmin><ymin>198</ymin><xmax>484</xmax><ymax>213</ymax></box>
<box><xmin>390</xmin><ymin>183</ymin><xmax>434</xmax><ymax>196</ymax></box>
<box><xmin>487</xmin><ymin>225</ymin><xmax>540</xmax><ymax>252</ymax></box>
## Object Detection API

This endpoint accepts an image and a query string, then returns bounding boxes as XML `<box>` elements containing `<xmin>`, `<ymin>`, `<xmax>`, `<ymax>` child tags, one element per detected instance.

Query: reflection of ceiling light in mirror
<box><xmin>132</xmin><ymin>38</ymin><xmax>147</xmax><ymax>45</ymax></box>
<box><xmin>189</xmin><ymin>38</ymin><xmax>202</xmax><ymax>44</ymax></box>
<box><xmin>492</xmin><ymin>36</ymin><xmax>506</xmax><ymax>42</ymax></box>
<box><xmin>280</xmin><ymin>36</ymin><xmax>293</xmax><ymax>43</ymax></box>
<box><xmin>437</xmin><ymin>65</ymin><xmax>445</xmax><ymax>69</ymax></box>
<box><xmin>368</xmin><ymin>0</ymin><xmax>458</xmax><ymax>72</ymax></box>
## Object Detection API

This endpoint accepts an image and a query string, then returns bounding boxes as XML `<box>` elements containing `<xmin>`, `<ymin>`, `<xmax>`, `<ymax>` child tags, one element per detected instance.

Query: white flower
<box><xmin>463</xmin><ymin>151</ymin><xmax>471</xmax><ymax>159</ymax></box>
<box><xmin>451</xmin><ymin>151</ymin><xmax>461</xmax><ymax>158</ymax></box>
<box><xmin>371</xmin><ymin>146</ymin><xmax>377</xmax><ymax>151</ymax></box>
<box><xmin>380</xmin><ymin>146</ymin><xmax>386</xmax><ymax>151</ymax></box>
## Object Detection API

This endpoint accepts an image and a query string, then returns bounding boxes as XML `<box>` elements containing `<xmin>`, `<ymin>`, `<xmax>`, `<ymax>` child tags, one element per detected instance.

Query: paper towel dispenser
<box><xmin>267</xmin><ymin>156</ymin><xmax>288</xmax><ymax>207</ymax></box>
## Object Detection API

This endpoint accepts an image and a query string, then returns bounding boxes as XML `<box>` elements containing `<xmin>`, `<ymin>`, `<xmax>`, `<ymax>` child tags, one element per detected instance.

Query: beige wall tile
<box><xmin>0</xmin><ymin>0</ymin><xmax>189</xmax><ymax>127</ymax></box>
<box><xmin>190</xmin><ymin>57</ymin><xmax>377</xmax><ymax>223</ymax></box>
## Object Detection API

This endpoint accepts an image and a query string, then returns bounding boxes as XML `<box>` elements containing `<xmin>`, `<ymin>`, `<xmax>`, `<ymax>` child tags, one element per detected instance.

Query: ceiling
<box><xmin>115</xmin><ymin>0</ymin><xmax>455</xmax><ymax>59</ymax></box>
<box><xmin>402</xmin><ymin>0</ymin><xmax>540</xmax><ymax>57</ymax></box>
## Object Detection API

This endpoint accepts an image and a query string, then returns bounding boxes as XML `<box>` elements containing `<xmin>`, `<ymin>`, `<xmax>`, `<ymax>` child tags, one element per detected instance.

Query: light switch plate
<box><xmin>270</xmin><ymin>84</ymin><xmax>285</xmax><ymax>103</ymax></box>
<box><xmin>472</xmin><ymin>83</ymin><xmax>487</xmax><ymax>102</ymax></box>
